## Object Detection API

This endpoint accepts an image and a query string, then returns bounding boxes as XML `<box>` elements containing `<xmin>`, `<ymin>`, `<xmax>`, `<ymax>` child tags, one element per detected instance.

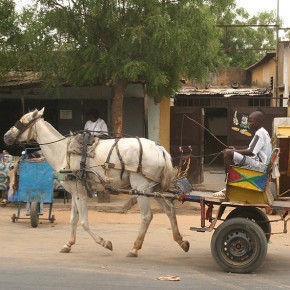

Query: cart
<box><xmin>9</xmin><ymin>158</ymin><xmax>55</xmax><ymax>228</ymax></box>
<box><xmin>173</xmin><ymin>148</ymin><xmax>287</xmax><ymax>273</ymax></box>
<box><xmin>109</xmin><ymin>147</ymin><xmax>288</xmax><ymax>273</ymax></box>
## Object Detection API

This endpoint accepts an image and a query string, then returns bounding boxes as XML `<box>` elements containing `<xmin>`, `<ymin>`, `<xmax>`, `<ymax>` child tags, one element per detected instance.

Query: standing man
<box><xmin>223</xmin><ymin>110</ymin><xmax>272</xmax><ymax>173</ymax></box>
<box><xmin>84</xmin><ymin>109</ymin><xmax>108</xmax><ymax>136</ymax></box>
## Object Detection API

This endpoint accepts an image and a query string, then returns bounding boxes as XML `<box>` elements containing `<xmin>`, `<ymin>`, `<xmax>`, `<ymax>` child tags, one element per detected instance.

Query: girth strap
<box><xmin>105</xmin><ymin>138</ymin><xmax>125</xmax><ymax>179</ymax></box>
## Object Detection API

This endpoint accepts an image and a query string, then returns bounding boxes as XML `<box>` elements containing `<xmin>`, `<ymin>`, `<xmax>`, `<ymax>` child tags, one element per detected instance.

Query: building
<box><xmin>0</xmin><ymin>73</ymin><xmax>170</xmax><ymax>154</ymax></box>
<box><xmin>171</xmin><ymin>48</ymin><xmax>290</xmax><ymax>184</ymax></box>
<box><xmin>248</xmin><ymin>41</ymin><xmax>290</xmax><ymax>109</ymax></box>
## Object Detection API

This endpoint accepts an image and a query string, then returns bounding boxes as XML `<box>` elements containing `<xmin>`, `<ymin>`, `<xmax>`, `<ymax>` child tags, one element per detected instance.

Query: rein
<box><xmin>181</xmin><ymin>114</ymin><xmax>228</xmax><ymax>148</ymax></box>
<box><xmin>15</xmin><ymin>129</ymin><xmax>133</xmax><ymax>146</ymax></box>
<box><xmin>178</xmin><ymin>114</ymin><xmax>228</xmax><ymax>166</ymax></box>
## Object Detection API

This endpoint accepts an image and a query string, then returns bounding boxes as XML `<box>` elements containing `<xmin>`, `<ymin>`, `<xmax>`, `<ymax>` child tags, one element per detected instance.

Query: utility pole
<box><xmin>275</xmin><ymin>0</ymin><xmax>280</xmax><ymax>104</ymax></box>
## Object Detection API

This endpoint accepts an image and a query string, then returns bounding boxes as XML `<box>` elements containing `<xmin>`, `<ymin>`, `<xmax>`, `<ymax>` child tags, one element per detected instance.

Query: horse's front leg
<box><xmin>127</xmin><ymin>195</ymin><xmax>153</xmax><ymax>257</ymax></box>
<box><xmin>156</xmin><ymin>197</ymin><xmax>190</xmax><ymax>252</ymax></box>
<box><xmin>60</xmin><ymin>194</ymin><xmax>78</xmax><ymax>253</ymax></box>
<box><xmin>76</xmin><ymin>188</ymin><xmax>113</xmax><ymax>251</ymax></box>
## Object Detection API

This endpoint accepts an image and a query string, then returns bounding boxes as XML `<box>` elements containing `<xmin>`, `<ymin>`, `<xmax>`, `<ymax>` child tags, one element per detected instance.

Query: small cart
<box><xmin>117</xmin><ymin>147</ymin><xmax>284</xmax><ymax>273</ymax></box>
<box><xmin>9</xmin><ymin>158</ymin><xmax>55</xmax><ymax>227</ymax></box>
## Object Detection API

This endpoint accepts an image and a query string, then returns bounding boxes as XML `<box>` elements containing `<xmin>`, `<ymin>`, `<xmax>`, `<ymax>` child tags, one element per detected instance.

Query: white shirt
<box><xmin>248</xmin><ymin>127</ymin><xmax>272</xmax><ymax>165</ymax></box>
<box><xmin>84</xmin><ymin>118</ymin><xmax>108</xmax><ymax>136</ymax></box>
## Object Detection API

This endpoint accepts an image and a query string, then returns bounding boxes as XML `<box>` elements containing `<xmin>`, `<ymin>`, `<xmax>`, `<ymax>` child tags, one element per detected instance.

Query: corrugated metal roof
<box><xmin>0</xmin><ymin>71</ymin><xmax>43</xmax><ymax>88</ymax></box>
<box><xmin>178</xmin><ymin>86</ymin><xmax>270</xmax><ymax>97</ymax></box>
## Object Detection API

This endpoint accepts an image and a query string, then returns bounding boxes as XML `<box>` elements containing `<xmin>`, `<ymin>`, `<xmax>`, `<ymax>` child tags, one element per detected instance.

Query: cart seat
<box><xmin>263</xmin><ymin>148</ymin><xmax>280</xmax><ymax>174</ymax></box>
<box><xmin>226</xmin><ymin>148</ymin><xmax>280</xmax><ymax>205</ymax></box>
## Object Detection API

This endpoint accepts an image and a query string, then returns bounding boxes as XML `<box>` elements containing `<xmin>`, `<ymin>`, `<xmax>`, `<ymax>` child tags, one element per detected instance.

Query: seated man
<box><xmin>223</xmin><ymin>110</ymin><xmax>272</xmax><ymax>173</ymax></box>
<box><xmin>213</xmin><ymin>111</ymin><xmax>272</xmax><ymax>198</ymax></box>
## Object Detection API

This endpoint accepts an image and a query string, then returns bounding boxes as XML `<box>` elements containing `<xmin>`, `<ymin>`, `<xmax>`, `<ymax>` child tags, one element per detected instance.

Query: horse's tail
<box><xmin>160</xmin><ymin>148</ymin><xmax>177</xmax><ymax>190</ymax></box>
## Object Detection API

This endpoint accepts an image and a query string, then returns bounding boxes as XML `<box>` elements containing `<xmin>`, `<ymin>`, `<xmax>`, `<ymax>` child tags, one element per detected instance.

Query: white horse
<box><xmin>4</xmin><ymin>108</ymin><xmax>190</xmax><ymax>257</ymax></box>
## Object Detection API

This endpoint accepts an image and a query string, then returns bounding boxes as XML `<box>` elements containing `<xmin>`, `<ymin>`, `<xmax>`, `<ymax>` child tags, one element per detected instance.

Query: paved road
<box><xmin>1</xmin><ymin>205</ymin><xmax>290</xmax><ymax>290</ymax></box>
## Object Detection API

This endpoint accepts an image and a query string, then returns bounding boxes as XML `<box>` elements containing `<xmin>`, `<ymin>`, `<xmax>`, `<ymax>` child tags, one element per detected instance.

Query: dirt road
<box><xmin>1</xmin><ymin>202</ymin><xmax>290</xmax><ymax>289</ymax></box>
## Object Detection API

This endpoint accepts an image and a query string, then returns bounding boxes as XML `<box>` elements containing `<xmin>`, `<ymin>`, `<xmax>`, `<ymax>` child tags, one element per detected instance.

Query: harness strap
<box><xmin>13</xmin><ymin>117</ymin><xmax>41</xmax><ymax>142</ymax></box>
<box><xmin>136</xmin><ymin>137</ymin><xmax>143</xmax><ymax>174</ymax></box>
<box><xmin>105</xmin><ymin>138</ymin><xmax>126</xmax><ymax>179</ymax></box>
<box><xmin>115</xmin><ymin>140</ymin><xmax>125</xmax><ymax>179</ymax></box>
<box><xmin>78</xmin><ymin>131</ymin><xmax>93</xmax><ymax>197</ymax></box>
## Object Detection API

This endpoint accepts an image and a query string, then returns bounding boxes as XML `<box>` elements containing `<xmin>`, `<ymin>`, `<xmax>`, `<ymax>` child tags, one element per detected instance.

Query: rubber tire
<box><xmin>11</xmin><ymin>213</ymin><xmax>17</xmax><ymax>223</ymax></box>
<box><xmin>30</xmin><ymin>202</ymin><xmax>40</xmax><ymax>228</ymax></box>
<box><xmin>226</xmin><ymin>207</ymin><xmax>271</xmax><ymax>242</ymax></box>
<box><xmin>211</xmin><ymin>217</ymin><xmax>268</xmax><ymax>274</ymax></box>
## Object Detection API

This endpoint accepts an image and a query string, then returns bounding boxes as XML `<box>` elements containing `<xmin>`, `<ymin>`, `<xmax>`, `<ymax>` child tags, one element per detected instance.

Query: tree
<box><xmin>213</xmin><ymin>4</ymin><xmax>279</xmax><ymax>68</ymax></box>
<box><xmin>14</xmin><ymin>0</ymin><xmax>222</xmax><ymax>133</ymax></box>
<box><xmin>0</xmin><ymin>0</ymin><xmax>20</xmax><ymax>79</ymax></box>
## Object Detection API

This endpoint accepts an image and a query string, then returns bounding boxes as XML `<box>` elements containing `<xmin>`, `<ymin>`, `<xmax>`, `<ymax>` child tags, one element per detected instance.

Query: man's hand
<box><xmin>222</xmin><ymin>146</ymin><xmax>235</xmax><ymax>153</ymax></box>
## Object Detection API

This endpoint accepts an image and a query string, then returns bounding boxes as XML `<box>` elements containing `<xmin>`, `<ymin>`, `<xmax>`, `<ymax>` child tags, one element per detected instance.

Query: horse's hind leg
<box><xmin>156</xmin><ymin>197</ymin><xmax>190</xmax><ymax>252</ymax></box>
<box><xmin>127</xmin><ymin>195</ymin><xmax>153</xmax><ymax>257</ymax></box>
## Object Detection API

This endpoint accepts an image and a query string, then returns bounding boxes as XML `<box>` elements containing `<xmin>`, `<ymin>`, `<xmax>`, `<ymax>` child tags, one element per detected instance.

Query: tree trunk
<box><xmin>97</xmin><ymin>80</ymin><xmax>127</xmax><ymax>203</ymax></box>
<box><xmin>111</xmin><ymin>80</ymin><xmax>127</xmax><ymax>136</ymax></box>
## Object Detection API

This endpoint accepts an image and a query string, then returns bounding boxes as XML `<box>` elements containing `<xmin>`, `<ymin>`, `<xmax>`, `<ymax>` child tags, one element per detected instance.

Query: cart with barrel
<box><xmin>8</xmin><ymin>153</ymin><xmax>55</xmax><ymax>228</ymax></box>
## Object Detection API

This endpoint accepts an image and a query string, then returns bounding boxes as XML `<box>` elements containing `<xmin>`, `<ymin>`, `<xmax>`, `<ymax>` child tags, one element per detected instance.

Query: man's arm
<box><xmin>234</xmin><ymin>148</ymin><xmax>254</xmax><ymax>156</ymax></box>
<box><xmin>223</xmin><ymin>147</ymin><xmax>254</xmax><ymax>156</ymax></box>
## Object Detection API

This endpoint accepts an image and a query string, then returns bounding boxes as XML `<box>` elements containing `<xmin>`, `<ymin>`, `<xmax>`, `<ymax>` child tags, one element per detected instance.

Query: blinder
<box><xmin>14</xmin><ymin>120</ymin><xmax>27</xmax><ymax>131</ymax></box>
<box><xmin>11</xmin><ymin>117</ymin><xmax>41</xmax><ymax>143</ymax></box>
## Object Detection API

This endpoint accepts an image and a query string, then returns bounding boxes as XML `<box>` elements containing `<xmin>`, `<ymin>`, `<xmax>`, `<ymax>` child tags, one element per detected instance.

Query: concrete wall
<box><xmin>210</xmin><ymin>67</ymin><xmax>248</xmax><ymax>86</ymax></box>
<box><xmin>251</xmin><ymin>59</ymin><xmax>275</xmax><ymax>88</ymax></box>
<box><xmin>183</xmin><ymin>67</ymin><xmax>249</xmax><ymax>88</ymax></box>
<box><xmin>147</xmin><ymin>97</ymin><xmax>160</xmax><ymax>143</ymax></box>
<box><xmin>159</xmin><ymin>97</ymin><xmax>170</xmax><ymax>151</ymax></box>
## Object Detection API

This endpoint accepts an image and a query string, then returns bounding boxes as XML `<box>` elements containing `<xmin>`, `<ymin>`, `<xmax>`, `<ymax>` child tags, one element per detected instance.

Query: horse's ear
<box><xmin>32</xmin><ymin>107</ymin><xmax>45</xmax><ymax>118</ymax></box>
<box><xmin>32</xmin><ymin>109</ymin><xmax>39</xmax><ymax>118</ymax></box>
<box><xmin>38</xmin><ymin>107</ymin><xmax>45</xmax><ymax>116</ymax></box>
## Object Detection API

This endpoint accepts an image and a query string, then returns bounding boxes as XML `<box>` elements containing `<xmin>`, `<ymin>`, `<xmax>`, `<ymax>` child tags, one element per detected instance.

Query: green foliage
<box><xmin>214</xmin><ymin>4</ymin><xmax>279</xmax><ymax>68</ymax></box>
<box><xmin>4</xmin><ymin>0</ymin><xmax>220</xmax><ymax>97</ymax></box>
<box><xmin>0</xmin><ymin>0</ymin><xmax>20</xmax><ymax>77</ymax></box>
<box><xmin>1</xmin><ymin>0</ymin><xmax>283</xmax><ymax>92</ymax></box>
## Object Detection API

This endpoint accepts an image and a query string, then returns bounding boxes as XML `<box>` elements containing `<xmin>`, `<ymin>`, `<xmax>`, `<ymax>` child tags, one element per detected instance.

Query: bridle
<box><xmin>10</xmin><ymin>116</ymin><xmax>42</xmax><ymax>144</ymax></box>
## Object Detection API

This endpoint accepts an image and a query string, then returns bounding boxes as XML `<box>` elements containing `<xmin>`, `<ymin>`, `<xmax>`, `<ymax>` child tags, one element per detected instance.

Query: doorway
<box><xmin>204</xmin><ymin>108</ymin><xmax>228</xmax><ymax>166</ymax></box>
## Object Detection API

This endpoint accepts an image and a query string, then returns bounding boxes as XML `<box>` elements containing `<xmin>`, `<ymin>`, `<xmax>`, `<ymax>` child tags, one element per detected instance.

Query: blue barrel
<box><xmin>12</xmin><ymin>160</ymin><xmax>54</xmax><ymax>203</ymax></box>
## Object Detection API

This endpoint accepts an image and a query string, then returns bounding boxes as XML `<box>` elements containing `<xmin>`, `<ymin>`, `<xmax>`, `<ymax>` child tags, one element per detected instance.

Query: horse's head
<box><xmin>4</xmin><ymin>108</ymin><xmax>45</xmax><ymax>146</ymax></box>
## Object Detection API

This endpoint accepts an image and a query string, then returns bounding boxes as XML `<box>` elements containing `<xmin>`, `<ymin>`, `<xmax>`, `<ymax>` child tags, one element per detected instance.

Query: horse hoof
<box><xmin>126</xmin><ymin>252</ymin><xmax>138</xmax><ymax>258</ymax></box>
<box><xmin>60</xmin><ymin>245</ymin><xmax>71</xmax><ymax>253</ymax></box>
<box><xmin>105</xmin><ymin>241</ymin><xmax>113</xmax><ymax>251</ymax></box>
<box><xmin>180</xmin><ymin>241</ymin><xmax>190</xmax><ymax>252</ymax></box>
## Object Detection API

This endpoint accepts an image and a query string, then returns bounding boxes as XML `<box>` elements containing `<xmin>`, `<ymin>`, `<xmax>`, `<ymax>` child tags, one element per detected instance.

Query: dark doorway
<box><xmin>204</xmin><ymin>108</ymin><xmax>228</xmax><ymax>165</ymax></box>
<box><xmin>170</xmin><ymin>107</ymin><xmax>204</xmax><ymax>184</ymax></box>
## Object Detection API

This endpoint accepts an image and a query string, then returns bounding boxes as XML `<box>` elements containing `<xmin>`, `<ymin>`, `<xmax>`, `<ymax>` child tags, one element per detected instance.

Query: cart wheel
<box><xmin>11</xmin><ymin>214</ymin><xmax>17</xmax><ymax>223</ymax></box>
<box><xmin>211</xmin><ymin>217</ymin><xmax>268</xmax><ymax>274</ymax></box>
<box><xmin>226</xmin><ymin>207</ymin><xmax>271</xmax><ymax>242</ymax></box>
<box><xmin>50</xmin><ymin>215</ymin><xmax>55</xmax><ymax>223</ymax></box>
<box><xmin>30</xmin><ymin>202</ymin><xmax>40</xmax><ymax>228</ymax></box>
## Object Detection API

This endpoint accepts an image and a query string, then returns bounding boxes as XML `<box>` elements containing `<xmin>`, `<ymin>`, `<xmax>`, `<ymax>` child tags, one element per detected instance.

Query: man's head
<box><xmin>248</xmin><ymin>111</ymin><xmax>264</xmax><ymax>131</ymax></box>
<box><xmin>87</xmin><ymin>109</ymin><xmax>100</xmax><ymax>122</ymax></box>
